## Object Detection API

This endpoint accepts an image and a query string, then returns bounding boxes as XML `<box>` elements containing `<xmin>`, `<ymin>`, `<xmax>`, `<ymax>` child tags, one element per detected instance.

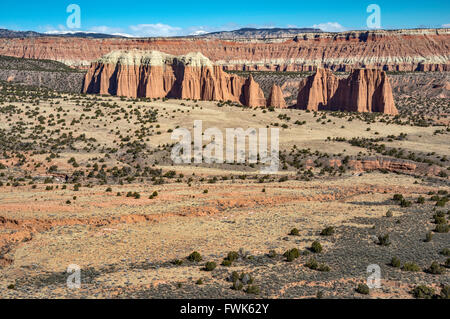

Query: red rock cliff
<box><xmin>267</xmin><ymin>84</ymin><xmax>287</xmax><ymax>108</ymax></box>
<box><xmin>296</xmin><ymin>68</ymin><xmax>398</xmax><ymax>115</ymax></box>
<box><xmin>83</xmin><ymin>50</ymin><xmax>267</xmax><ymax>106</ymax></box>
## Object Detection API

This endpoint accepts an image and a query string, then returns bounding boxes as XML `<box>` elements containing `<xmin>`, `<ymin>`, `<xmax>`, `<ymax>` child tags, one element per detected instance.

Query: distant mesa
<box><xmin>0</xmin><ymin>28</ymin><xmax>448</xmax><ymax>71</ymax></box>
<box><xmin>83</xmin><ymin>50</ymin><xmax>397</xmax><ymax>114</ymax></box>
<box><xmin>296</xmin><ymin>68</ymin><xmax>398</xmax><ymax>115</ymax></box>
<box><xmin>0</xmin><ymin>28</ymin><xmax>125</xmax><ymax>39</ymax></box>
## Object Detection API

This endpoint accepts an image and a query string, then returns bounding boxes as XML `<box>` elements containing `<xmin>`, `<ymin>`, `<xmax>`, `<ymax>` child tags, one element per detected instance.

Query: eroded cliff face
<box><xmin>297</xmin><ymin>68</ymin><xmax>398</xmax><ymax>115</ymax></box>
<box><xmin>83</xmin><ymin>50</ymin><xmax>267</xmax><ymax>106</ymax></box>
<box><xmin>267</xmin><ymin>84</ymin><xmax>287</xmax><ymax>108</ymax></box>
<box><xmin>244</xmin><ymin>75</ymin><xmax>266</xmax><ymax>107</ymax></box>
<box><xmin>1</xmin><ymin>29</ymin><xmax>448</xmax><ymax>71</ymax></box>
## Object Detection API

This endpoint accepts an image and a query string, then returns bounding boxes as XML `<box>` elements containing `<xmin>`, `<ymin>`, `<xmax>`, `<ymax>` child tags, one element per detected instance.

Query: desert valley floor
<box><xmin>0</xmin><ymin>81</ymin><xmax>449</xmax><ymax>299</ymax></box>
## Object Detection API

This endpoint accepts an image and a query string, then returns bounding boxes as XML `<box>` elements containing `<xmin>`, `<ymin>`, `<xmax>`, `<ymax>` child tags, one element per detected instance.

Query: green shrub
<box><xmin>204</xmin><ymin>262</ymin><xmax>217</xmax><ymax>271</ymax></box>
<box><xmin>149</xmin><ymin>191</ymin><xmax>159</xmax><ymax>199</ymax></box>
<box><xmin>307</xmin><ymin>259</ymin><xmax>330</xmax><ymax>272</ymax></box>
<box><xmin>283</xmin><ymin>248</ymin><xmax>300</xmax><ymax>262</ymax></box>
<box><xmin>441</xmin><ymin>248</ymin><xmax>450</xmax><ymax>256</ymax></box>
<box><xmin>226</xmin><ymin>251</ymin><xmax>239</xmax><ymax>262</ymax></box>
<box><xmin>289</xmin><ymin>228</ymin><xmax>300</xmax><ymax>236</ymax></box>
<box><xmin>188</xmin><ymin>251</ymin><xmax>202</xmax><ymax>262</ymax></box>
<box><xmin>436</xmin><ymin>199</ymin><xmax>447</xmax><ymax>207</ymax></box>
<box><xmin>390</xmin><ymin>257</ymin><xmax>401</xmax><ymax>268</ymax></box>
<box><xmin>445</xmin><ymin>258</ymin><xmax>450</xmax><ymax>268</ymax></box>
<box><xmin>245</xmin><ymin>285</ymin><xmax>260</xmax><ymax>294</ymax></box>
<box><xmin>232</xmin><ymin>280</ymin><xmax>243</xmax><ymax>291</ymax></box>
<box><xmin>171</xmin><ymin>259</ymin><xmax>183</xmax><ymax>266</ymax></box>
<box><xmin>402</xmin><ymin>262</ymin><xmax>421</xmax><ymax>272</ymax></box>
<box><xmin>433</xmin><ymin>214</ymin><xmax>447</xmax><ymax>225</ymax></box>
<box><xmin>196</xmin><ymin>279</ymin><xmax>203</xmax><ymax>285</ymax></box>
<box><xmin>393</xmin><ymin>194</ymin><xmax>404</xmax><ymax>201</ymax></box>
<box><xmin>320</xmin><ymin>226</ymin><xmax>335</xmax><ymax>236</ymax></box>
<box><xmin>434</xmin><ymin>224</ymin><xmax>449</xmax><ymax>233</ymax></box>
<box><xmin>310</xmin><ymin>241</ymin><xmax>323</xmax><ymax>253</ymax></box>
<box><xmin>221</xmin><ymin>260</ymin><xmax>232</xmax><ymax>267</ymax></box>
<box><xmin>305</xmin><ymin>258</ymin><xmax>318</xmax><ymax>270</ymax></box>
<box><xmin>400</xmin><ymin>199</ymin><xmax>412</xmax><ymax>207</ymax></box>
<box><xmin>412</xmin><ymin>285</ymin><xmax>435</xmax><ymax>299</ymax></box>
<box><xmin>230</xmin><ymin>271</ymin><xmax>240</xmax><ymax>282</ymax></box>
<box><xmin>268</xmin><ymin>250</ymin><xmax>277</xmax><ymax>258</ymax></box>
<box><xmin>378</xmin><ymin>234</ymin><xmax>391</xmax><ymax>246</ymax></box>
<box><xmin>417</xmin><ymin>196</ymin><xmax>425</xmax><ymax>204</ymax></box>
<box><xmin>385</xmin><ymin>210</ymin><xmax>393</xmax><ymax>217</ymax></box>
<box><xmin>424</xmin><ymin>231</ymin><xmax>433</xmax><ymax>242</ymax></box>
<box><xmin>356</xmin><ymin>283</ymin><xmax>370</xmax><ymax>295</ymax></box>
<box><xmin>425</xmin><ymin>261</ymin><xmax>445</xmax><ymax>275</ymax></box>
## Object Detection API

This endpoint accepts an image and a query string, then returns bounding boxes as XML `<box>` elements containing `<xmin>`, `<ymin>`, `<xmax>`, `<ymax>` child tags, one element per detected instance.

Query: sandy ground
<box><xmin>0</xmin><ymin>90</ymin><xmax>448</xmax><ymax>299</ymax></box>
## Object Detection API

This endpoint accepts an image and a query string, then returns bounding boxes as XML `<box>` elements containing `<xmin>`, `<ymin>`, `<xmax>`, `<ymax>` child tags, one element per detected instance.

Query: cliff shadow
<box><xmin>166</xmin><ymin>62</ymin><xmax>184</xmax><ymax>98</ymax></box>
<box><xmin>107</xmin><ymin>65</ymin><xmax>119</xmax><ymax>96</ymax></box>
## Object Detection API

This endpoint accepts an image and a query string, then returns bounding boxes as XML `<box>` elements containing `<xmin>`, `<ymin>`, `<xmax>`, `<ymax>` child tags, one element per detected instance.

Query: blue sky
<box><xmin>1</xmin><ymin>0</ymin><xmax>449</xmax><ymax>36</ymax></box>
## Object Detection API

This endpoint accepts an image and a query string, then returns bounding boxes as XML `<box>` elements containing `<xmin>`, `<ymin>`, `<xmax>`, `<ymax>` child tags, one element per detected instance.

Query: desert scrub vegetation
<box><xmin>320</xmin><ymin>226</ymin><xmax>335</xmax><ymax>236</ymax></box>
<box><xmin>283</xmin><ymin>248</ymin><xmax>300</xmax><ymax>262</ymax></box>
<box><xmin>304</xmin><ymin>257</ymin><xmax>330</xmax><ymax>272</ymax></box>
<box><xmin>289</xmin><ymin>228</ymin><xmax>300</xmax><ymax>236</ymax></box>
<box><xmin>434</xmin><ymin>224</ymin><xmax>449</xmax><ymax>233</ymax></box>
<box><xmin>171</xmin><ymin>259</ymin><xmax>183</xmax><ymax>266</ymax></box>
<box><xmin>245</xmin><ymin>285</ymin><xmax>260</xmax><ymax>295</ymax></box>
<box><xmin>424</xmin><ymin>231</ymin><xmax>433</xmax><ymax>242</ymax></box>
<box><xmin>411</xmin><ymin>285</ymin><xmax>435</xmax><ymax>299</ymax></box>
<box><xmin>377</xmin><ymin>234</ymin><xmax>391</xmax><ymax>246</ymax></box>
<box><xmin>187</xmin><ymin>251</ymin><xmax>202</xmax><ymax>263</ymax></box>
<box><xmin>229</xmin><ymin>271</ymin><xmax>255</xmax><ymax>293</ymax></box>
<box><xmin>356</xmin><ymin>283</ymin><xmax>370</xmax><ymax>295</ymax></box>
<box><xmin>441</xmin><ymin>248</ymin><xmax>450</xmax><ymax>257</ymax></box>
<box><xmin>401</xmin><ymin>262</ymin><xmax>421</xmax><ymax>272</ymax></box>
<box><xmin>310</xmin><ymin>241</ymin><xmax>323</xmax><ymax>253</ymax></box>
<box><xmin>425</xmin><ymin>262</ymin><xmax>446</xmax><ymax>275</ymax></box>
<box><xmin>221</xmin><ymin>251</ymin><xmax>239</xmax><ymax>267</ymax></box>
<box><xmin>390</xmin><ymin>257</ymin><xmax>401</xmax><ymax>268</ymax></box>
<box><xmin>203</xmin><ymin>262</ymin><xmax>217</xmax><ymax>272</ymax></box>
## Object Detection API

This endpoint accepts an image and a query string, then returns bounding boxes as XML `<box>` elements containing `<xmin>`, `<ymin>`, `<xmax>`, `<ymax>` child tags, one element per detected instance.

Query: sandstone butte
<box><xmin>1</xmin><ymin>29</ymin><xmax>448</xmax><ymax>71</ymax></box>
<box><xmin>267</xmin><ymin>84</ymin><xmax>287</xmax><ymax>108</ymax></box>
<box><xmin>296</xmin><ymin>68</ymin><xmax>398</xmax><ymax>115</ymax></box>
<box><xmin>82</xmin><ymin>50</ymin><xmax>267</xmax><ymax>107</ymax></box>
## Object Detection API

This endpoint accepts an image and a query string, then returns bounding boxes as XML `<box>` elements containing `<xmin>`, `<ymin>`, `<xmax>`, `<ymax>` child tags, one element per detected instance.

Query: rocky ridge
<box><xmin>1</xmin><ymin>29</ymin><xmax>448</xmax><ymax>71</ymax></box>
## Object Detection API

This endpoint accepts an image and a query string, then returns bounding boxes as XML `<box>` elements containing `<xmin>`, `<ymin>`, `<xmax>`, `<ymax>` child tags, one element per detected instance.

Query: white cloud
<box><xmin>190</xmin><ymin>30</ymin><xmax>208</xmax><ymax>36</ymax></box>
<box><xmin>129</xmin><ymin>23</ymin><xmax>183</xmax><ymax>37</ymax></box>
<box><xmin>312</xmin><ymin>22</ymin><xmax>346</xmax><ymax>32</ymax></box>
<box><xmin>442</xmin><ymin>24</ymin><xmax>450</xmax><ymax>28</ymax></box>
